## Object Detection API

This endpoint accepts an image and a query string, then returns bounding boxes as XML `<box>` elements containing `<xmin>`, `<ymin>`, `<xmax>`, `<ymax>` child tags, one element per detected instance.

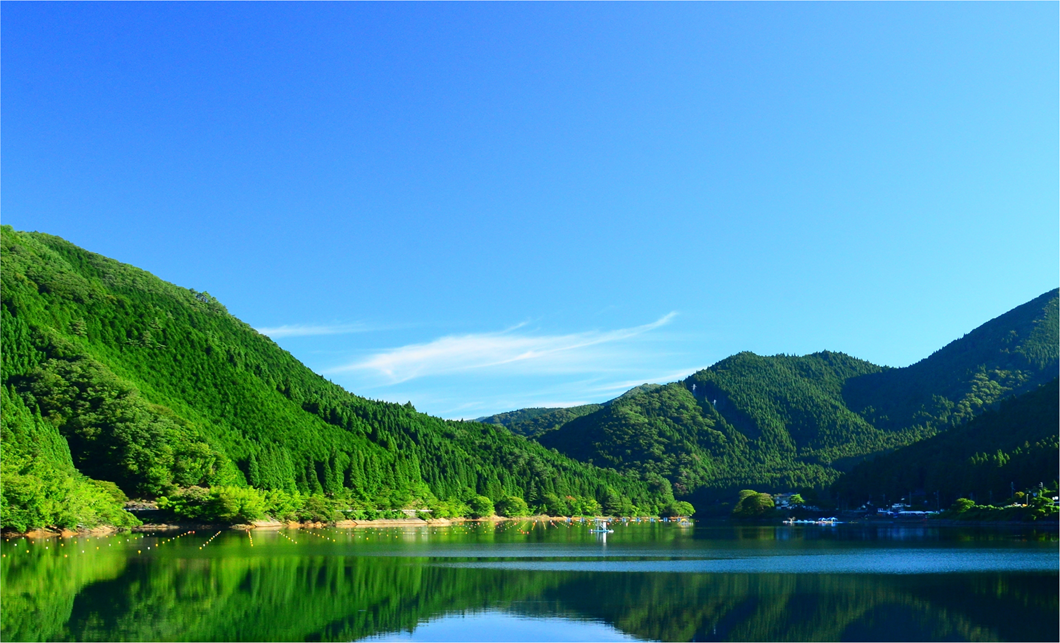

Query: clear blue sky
<box><xmin>4</xmin><ymin>3</ymin><xmax>1057</xmax><ymax>418</ymax></box>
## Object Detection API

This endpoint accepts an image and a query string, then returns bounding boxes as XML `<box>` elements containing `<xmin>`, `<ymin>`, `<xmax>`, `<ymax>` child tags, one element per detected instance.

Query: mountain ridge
<box><xmin>500</xmin><ymin>290</ymin><xmax>1058</xmax><ymax>501</ymax></box>
<box><xmin>0</xmin><ymin>227</ymin><xmax>674</xmax><ymax>530</ymax></box>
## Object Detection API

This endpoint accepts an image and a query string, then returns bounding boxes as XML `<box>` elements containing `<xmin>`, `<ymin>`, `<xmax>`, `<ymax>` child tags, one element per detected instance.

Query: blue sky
<box><xmin>3</xmin><ymin>3</ymin><xmax>1057</xmax><ymax>418</ymax></box>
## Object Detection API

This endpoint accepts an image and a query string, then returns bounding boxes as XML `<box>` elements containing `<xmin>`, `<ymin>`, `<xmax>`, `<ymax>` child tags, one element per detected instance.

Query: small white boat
<box><xmin>589</xmin><ymin>520</ymin><xmax>614</xmax><ymax>533</ymax></box>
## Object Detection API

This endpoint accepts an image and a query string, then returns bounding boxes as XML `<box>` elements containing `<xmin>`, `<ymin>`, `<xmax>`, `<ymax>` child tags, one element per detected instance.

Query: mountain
<box><xmin>538</xmin><ymin>352</ymin><xmax>913</xmax><ymax>497</ymax></box>
<box><xmin>530</xmin><ymin>290</ymin><xmax>1058</xmax><ymax>502</ymax></box>
<box><xmin>833</xmin><ymin>378</ymin><xmax>1059</xmax><ymax>507</ymax></box>
<box><xmin>476</xmin><ymin>385</ymin><xmax>664</xmax><ymax>438</ymax></box>
<box><xmin>476</xmin><ymin>404</ymin><xmax>604</xmax><ymax>438</ymax></box>
<box><xmin>0</xmin><ymin>227</ymin><xmax>674</xmax><ymax>531</ymax></box>
<box><xmin>842</xmin><ymin>289</ymin><xmax>1058</xmax><ymax>431</ymax></box>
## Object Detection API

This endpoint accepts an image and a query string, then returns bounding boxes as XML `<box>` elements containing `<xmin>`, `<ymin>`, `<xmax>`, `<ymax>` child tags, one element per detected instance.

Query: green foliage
<box><xmin>0</xmin><ymin>386</ymin><xmax>140</xmax><ymax>532</ymax></box>
<box><xmin>540</xmin><ymin>352</ymin><xmax>903</xmax><ymax>499</ymax></box>
<box><xmin>468</xmin><ymin>495</ymin><xmax>494</xmax><ymax>518</ymax></box>
<box><xmin>732</xmin><ymin>490</ymin><xmax>775</xmax><ymax>518</ymax></box>
<box><xmin>542</xmin><ymin>493</ymin><xmax>570</xmax><ymax>516</ymax></box>
<box><xmin>156</xmin><ymin>486</ymin><xmax>266</xmax><ymax>523</ymax></box>
<box><xmin>496</xmin><ymin>495</ymin><xmax>530</xmax><ymax>517</ymax></box>
<box><xmin>844</xmin><ymin>290</ymin><xmax>1058</xmax><ymax>432</ymax></box>
<box><xmin>662</xmin><ymin>501</ymin><xmax>695</xmax><ymax>517</ymax></box>
<box><xmin>297</xmin><ymin>494</ymin><xmax>341</xmax><ymax>523</ymax></box>
<box><xmin>425</xmin><ymin>497</ymin><xmax>469</xmax><ymax>519</ymax></box>
<box><xmin>477</xmin><ymin>404</ymin><xmax>604</xmax><ymax>438</ymax></box>
<box><xmin>19</xmin><ymin>355</ymin><xmax>229</xmax><ymax>495</ymax></box>
<box><xmin>574</xmin><ymin>496</ymin><xmax>602</xmax><ymax>516</ymax></box>
<box><xmin>943</xmin><ymin>496</ymin><xmax>1058</xmax><ymax>522</ymax></box>
<box><xmin>0</xmin><ymin>226</ymin><xmax>672</xmax><ymax>529</ymax></box>
<box><xmin>833</xmin><ymin>379</ymin><xmax>1059</xmax><ymax>508</ymax></box>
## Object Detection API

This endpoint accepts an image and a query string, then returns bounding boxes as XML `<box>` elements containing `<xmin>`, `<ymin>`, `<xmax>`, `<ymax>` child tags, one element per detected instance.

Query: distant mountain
<box><xmin>833</xmin><ymin>378</ymin><xmax>1058</xmax><ymax>507</ymax></box>
<box><xmin>525</xmin><ymin>290</ymin><xmax>1058</xmax><ymax>501</ymax></box>
<box><xmin>843</xmin><ymin>289</ymin><xmax>1058</xmax><ymax>431</ymax></box>
<box><xmin>476</xmin><ymin>404</ymin><xmax>604</xmax><ymax>438</ymax></box>
<box><xmin>0</xmin><ymin>227</ymin><xmax>673</xmax><ymax>530</ymax></box>
<box><xmin>538</xmin><ymin>352</ymin><xmax>909</xmax><ymax>497</ymax></box>
<box><xmin>476</xmin><ymin>384</ymin><xmax>664</xmax><ymax>438</ymax></box>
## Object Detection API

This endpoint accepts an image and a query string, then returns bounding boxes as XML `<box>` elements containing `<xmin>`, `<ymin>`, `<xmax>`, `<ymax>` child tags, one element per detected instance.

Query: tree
<box><xmin>601</xmin><ymin>488</ymin><xmax>622</xmax><ymax>515</ymax></box>
<box><xmin>543</xmin><ymin>493</ymin><xmax>570</xmax><ymax>516</ymax></box>
<box><xmin>663</xmin><ymin>500</ymin><xmax>695</xmax><ymax>517</ymax></box>
<box><xmin>732</xmin><ymin>490</ymin><xmax>774</xmax><ymax>518</ymax></box>
<box><xmin>469</xmin><ymin>495</ymin><xmax>494</xmax><ymax>518</ymax></box>
<box><xmin>497</xmin><ymin>496</ymin><xmax>530</xmax><ymax>517</ymax></box>
<box><xmin>577</xmin><ymin>496</ymin><xmax>601</xmax><ymax>516</ymax></box>
<box><xmin>790</xmin><ymin>493</ymin><xmax>805</xmax><ymax>506</ymax></box>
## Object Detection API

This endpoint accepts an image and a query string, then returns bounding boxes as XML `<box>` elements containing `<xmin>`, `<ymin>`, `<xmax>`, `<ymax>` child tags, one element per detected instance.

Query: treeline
<box><xmin>0</xmin><ymin>227</ymin><xmax>673</xmax><ymax>531</ymax></box>
<box><xmin>832</xmin><ymin>378</ymin><xmax>1060</xmax><ymax>508</ymax></box>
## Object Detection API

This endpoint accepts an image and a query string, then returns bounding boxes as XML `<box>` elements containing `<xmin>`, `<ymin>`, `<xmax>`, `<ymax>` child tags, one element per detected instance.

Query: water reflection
<box><xmin>363</xmin><ymin>610</ymin><xmax>642</xmax><ymax>642</ymax></box>
<box><xmin>1</xmin><ymin>523</ymin><xmax>1056</xmax><ymax>642</ymax></box>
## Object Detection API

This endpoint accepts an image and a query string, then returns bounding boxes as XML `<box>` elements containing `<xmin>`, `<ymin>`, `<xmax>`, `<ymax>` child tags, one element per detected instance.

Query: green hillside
<box><xmin>476</xmin><ymin>385</ymin><xmax>666</xmax><ymax>438</ymax></box>
<box><xmin>539</xmin><ymin>352</ymin><xmax>924</xmax><ymax>497</ymax></box>
<box><xmin>534</xmin><ymin>292</ymin><xmax>1058</xmax><ymax>502</ymax></box>
<box><xmin>0</xmin><ymin>227</ymin><xmax>673</xmax><ymax>530</ymax></box>
<box><xmin>833</xmin><ymin>378</ymin><xmax>1059</xmax><ymax>507</ymax></box>
<box><xmin>476</xmin><ymin>404</ymin><xmax>604</xmax><ymax>438</ymax></box>
<box><xmin>843</xmin><ymin>289</ymin><xmax>1059</xmax><ymax>431</ymax></box>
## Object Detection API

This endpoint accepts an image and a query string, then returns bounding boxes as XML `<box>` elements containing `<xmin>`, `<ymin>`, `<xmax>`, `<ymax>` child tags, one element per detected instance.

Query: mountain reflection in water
<box><xmin>1</xmin><ymin>522</ymin><xmax>1056</xmax><ymax>642</ymax></box>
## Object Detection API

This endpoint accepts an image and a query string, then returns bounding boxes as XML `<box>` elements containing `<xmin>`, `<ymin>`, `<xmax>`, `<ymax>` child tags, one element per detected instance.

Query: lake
<box><xmin>2</xmin><ymin>520</ymin><xmax>1057</xmax><ymax>641</ymax></box>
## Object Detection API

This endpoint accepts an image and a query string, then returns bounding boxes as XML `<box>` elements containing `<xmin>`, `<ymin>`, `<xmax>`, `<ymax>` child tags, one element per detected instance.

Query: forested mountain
<box><xmin>530</xmin><ymin>291</ymin><xmax>1058</xmax><ymax>502</ymax></box>
<box><xmin>476</xmin><ymin>385</ymin><xmax>664</xmax><ymax>438</ymax></box>
<box><xmin>842</xmin><ymin>289</ymin><xmax>1058</xmax><ymax>431</ymax></box>
<box><xmin>833</xmin><ymin>378</ymin><xmax>1059</xmax><ymax>507</ymax></box>
<box><xmin>476</xmin><ymin>404</ymin><xmax>604</xmax><ymax>438</ymax></box>
<box><xmin>538</xmin><ymin>352</ymin><xmax>923</xmax><ymax>497</ymax></box>
<box><xmin>0</xmin><ymin>227</ymin><xmax>674</xmax><ymax>530</ymax></box>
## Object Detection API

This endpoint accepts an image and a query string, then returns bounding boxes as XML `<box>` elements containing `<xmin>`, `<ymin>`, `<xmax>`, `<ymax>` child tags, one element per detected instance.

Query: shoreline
<box><xmin>1</xmin><ymin>514</ymin><xmax>676</xmax><ymax>537</ymax></box>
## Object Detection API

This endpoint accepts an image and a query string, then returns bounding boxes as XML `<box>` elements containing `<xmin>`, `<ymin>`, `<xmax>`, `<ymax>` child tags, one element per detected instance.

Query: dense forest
<box><xmin>833</xmin><ymin>378</ymin><xmax>1059</xmax><ymax>507</ymax></box>
<box><xmin>0</xmin><ymin>227</ymin><xmax>675</xmax><ymax>531</ymax></box>
<box><xmin>517</xmin><ymin>291</ymin><xmax>1058</xmax><ymax>504</ymax></box>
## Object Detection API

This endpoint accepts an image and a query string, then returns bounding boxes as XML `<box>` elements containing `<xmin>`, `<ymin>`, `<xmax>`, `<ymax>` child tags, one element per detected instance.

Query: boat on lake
<box><xmin>783</xmin><ymin>517</ymin><xmax>843</xmax><ymax>525</ymax></box>
<box><xmin>589</xmin><ymin>520</ymin><xmax>614</xmax><ymax>533</ymax></box>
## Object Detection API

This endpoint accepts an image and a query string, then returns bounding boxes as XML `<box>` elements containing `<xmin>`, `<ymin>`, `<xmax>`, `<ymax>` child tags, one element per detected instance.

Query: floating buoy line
<box><xmin>299</xmin><ymin>528</ymin><xmax>337</xmax><ymax>542</ymax></box>
<box><xmin>198</xmin><ymin>531</ymin><xmax>222</xmax><ymax>550</ymax></box>
<box><xmin>2</xmin><ymin>519</ymin><xmax>683</xmax><ymax>561</ymax></box>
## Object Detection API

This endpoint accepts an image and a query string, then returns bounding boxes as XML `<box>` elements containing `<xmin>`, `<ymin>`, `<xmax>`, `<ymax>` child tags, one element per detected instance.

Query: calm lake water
<box><xmin>2</xmin><ymin>520</ymin><xmax>1057</xmax><ymax>641</ymax></box>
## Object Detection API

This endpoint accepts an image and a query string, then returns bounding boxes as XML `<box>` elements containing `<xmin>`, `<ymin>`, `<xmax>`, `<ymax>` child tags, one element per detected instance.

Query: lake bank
<box><xmin>1</xmin><ymin>514</ymin><xmax>682</xmax><ymax>537</ymax></box>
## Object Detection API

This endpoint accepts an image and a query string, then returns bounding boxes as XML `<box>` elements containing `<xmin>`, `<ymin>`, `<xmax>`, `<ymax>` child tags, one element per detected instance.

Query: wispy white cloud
<box><xmin>327</xmin><ymin>313</ymin><xmax>678</xmax><ymax>384</ymax></box>
<box><xmin>256</xmin><ymin>323</ymin><xmax>373</xmax><ymax>339</ymax></box>
<box><xmin>584</xmin><ymin>368</ymin><xmax>703</xmax><ymax>395</ymax></box>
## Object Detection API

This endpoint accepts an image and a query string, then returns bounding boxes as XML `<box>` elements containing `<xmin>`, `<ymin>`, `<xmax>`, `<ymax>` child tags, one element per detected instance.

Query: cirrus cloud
<box><xmin>256</xmin><ymin>323</ymin><xmax>374</xmax><ymax>339</ymax></box>
<box><xmin>326</xmin><ymin>312</ymin><xmax>678</xmax><ymax>384</ymax></box>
